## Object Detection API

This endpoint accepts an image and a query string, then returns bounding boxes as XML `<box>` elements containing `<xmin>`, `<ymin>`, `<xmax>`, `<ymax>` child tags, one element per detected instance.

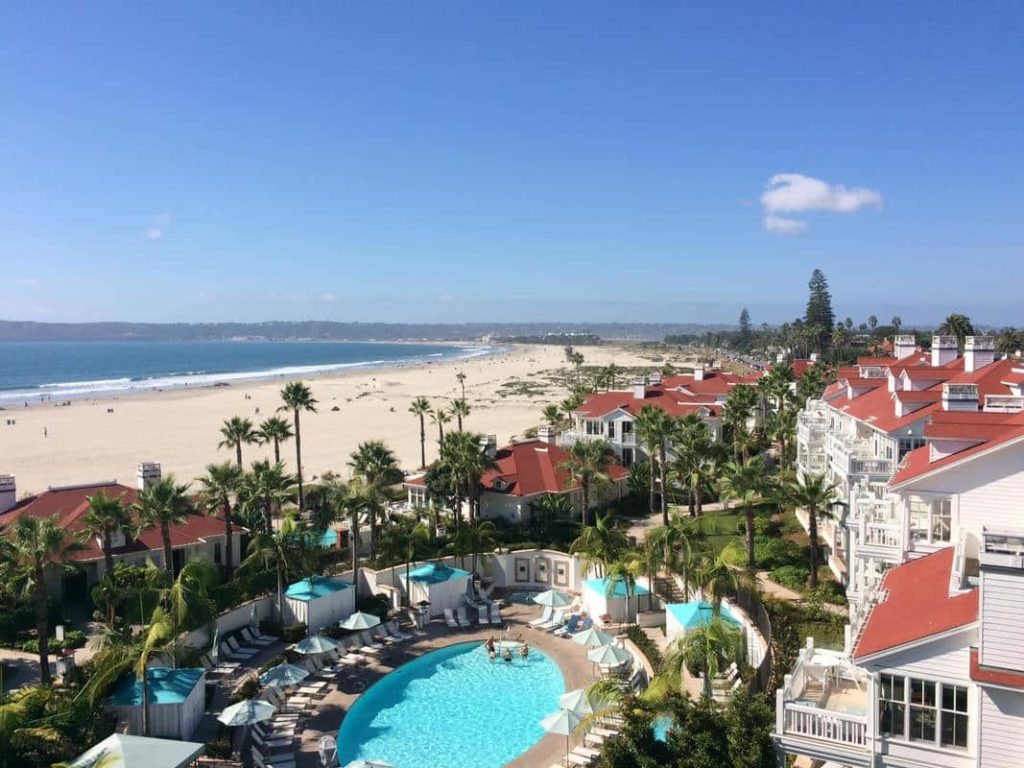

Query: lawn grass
<box><xmin>692</xmin><ymin>509</ymin><xmax>742</xmax><ymax>554</ymax></box>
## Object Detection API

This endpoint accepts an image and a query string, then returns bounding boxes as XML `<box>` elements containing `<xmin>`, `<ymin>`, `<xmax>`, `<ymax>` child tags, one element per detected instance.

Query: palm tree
<box><xmin>561</xmin><ymin>439</ymin><xmax>615</xmax><ymax>525</ymax></box>
<box><xmin>634</xmin><ymin>406</ymin><xmax>668</xmax><ymax>519</ymax></box>
<box><xmin>257</xmin><ymin>415</ymin><xmax>293</xmax><ymax>464</ymax></box>
<box><xmin>438</xmin><ymin>431</ymin><xmax>497</xmax><ymax>528</ymax></box>
<box><xmin>698</xmin><ymin>546</ymin><xmax>753</xmax><ymax>609</ymax></box>
<box><xmin>722</xmin><ymin>385</ymin><xmax>757</xmax><ymax>460</ymax></box>
<box><xmin>429</xmin><ymin>406</ymin><xmax>451</xmax><ymax>444</ymax></box>
<box><xmin>530</xmin><ymin>492</ymin><xmax>574</xmax><ymax>528</ymax></box>
<box><xmin>348</xmin><ymin>440</ymin><xmax>402</xmax><ymax>545</ymax></box>
<box><xmin>939</xmin><ymin>313</ymin><xmax>975</xmax><ymax>350</ymax></box>
<box><xmin>81</xmin><ymin>491</ymin><xmax>131</xmax><ymax>579</ymax></box>
<box><xmin>278</xmin><ymin>381</ymin><xmax>318</xmax><ymax>511</ymax></box>
<box><xmin>648</xmin><ymin>516</ymin><xmax>695</xmax><ymax>599</ymax></box>
<box><xmin>541</xmin><ymin>404</ymin><xmax>565</xmax><ymax>430</ymax></box>
<box><xmin>246</xmin><ymin>460</ymin><xmax>293</xmax><ymax>534</ymax></box>
<box><xmin>605</xmin><ymin>552</ymin><xmax>645</xmax><ymax>623</ymax></box>
<box><xmin>664</xmin><ymin>615</ymin><xmax>744</xmax><ymax>698</ymax></box>
<box><xmin>891</xmin><ymin>315</ymin><xmax>902</xmax><ymax>334</ymax></box>
<box><xmin>449</xmin><ymin>398</ymin><xmax>470</xmax><ymax>432</ymax></box>
<box><xmin>7</xmin><ymin>514</ymin><xmax>84</xmax><ymax>684</ymax></box>
<box><xmin>456</xmin><ymin>370</ymin><xmax>467</xmax><ymax>399</ymax></box>
<box><xmin>241</xmin><ymin>513</ymin><xmax>305</xmax><ymax>619</ymax></box>
<box><xmin>409</xmin><ymin>396</ymin><xmax>432</xmax><ymax>469</ymax></box>
<box><xmin>718</xmin><ymin>458</ymin><xmax>769</xmax><ymax>570</ymax></box>
<box><xmin>218</xmin><ymin>416</ymin><xmax>258</xmax><ymax>469</ymax></box>
<box><xmin>197</xmin><ymin>462</ymin><xmax>242</xmax><ymax>580</ymax></box>
<box><xmin>453</xmin><ymin>519</ymin><xmax>497</xmax><ymax>573</ymax></box>
<box><xmin>670</xmin><ymin>414</ymin><xmax>716</xmax><ymax>517</ymax></box>
<box><xmin>570</xmin><ymin>510</ymin><xmax>627</xmax><ymax>577</ymax></box>
<box><xmin>779</xmin><ymin>471</ymin><xmax>839</xmax><ymax>588</ymax></box>
<box><xmin>134</xmin><ymin>475</ymin><xmax>193</xmax><ymax>582</ymax></box>
<box><xmin>163</xmin><ymin>560</ymin><xmax>218</xmax><ymax>660</ymax></box>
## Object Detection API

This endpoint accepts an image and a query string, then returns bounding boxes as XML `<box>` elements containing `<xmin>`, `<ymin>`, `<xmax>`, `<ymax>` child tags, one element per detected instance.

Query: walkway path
<box><xmin>626</xmin><ymin>502</ymin><xmax>729</xmax><ymax>543</ymax></box>
<box><xmin>756</xmin><ymin>571</ymin><xmax>848</xmax><ymax>617</ymax></box>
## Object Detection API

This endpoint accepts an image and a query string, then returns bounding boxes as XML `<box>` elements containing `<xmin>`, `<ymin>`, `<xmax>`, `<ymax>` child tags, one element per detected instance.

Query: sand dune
<box><xmin>0</xmin><ymin>344</ymin><xmax>690</xmax><ymax>496</ymax></box>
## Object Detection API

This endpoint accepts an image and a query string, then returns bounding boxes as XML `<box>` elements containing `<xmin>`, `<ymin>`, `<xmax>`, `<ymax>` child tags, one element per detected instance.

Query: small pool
<box><xmin>504</xmin><ymin>591</ymin><xmax>541</xmax><ymax>604</ymax></box>
<box><xmin>653</xmin><ymin>714</ymin><xmax>672</xmax><ymax>742</ymax></box>
<box><xmin>405</xmin><ymin>562</ymin><xmax>471</xmax><ymax>584</ymax></box>
<box><xmin>285</xmin><ymin>575</ymin><xmax>351</xmax><ymax>601</ymax></box>
<box><xmin>667</xmin><ymin>600</ymin><xmax>739</xmax><ymax>630</ymax></box>
<box><xmin>337</xmin><ymin>641</ymin><xmax>564</xmax><ymax>767</ymax></box>
<box><xmin>584</xmin><ymin>577</ymin><xmax>651</xmax><ymax>598</ymax></box>
<box><xmin>319</xmin><ymin>529</ymin><xmax>338</xmax><ymax>547</ymax></box>
<box><xmin>109</xmin><ymin>667</ymin><xmax>203</xmax><ymax>705</ymax></box>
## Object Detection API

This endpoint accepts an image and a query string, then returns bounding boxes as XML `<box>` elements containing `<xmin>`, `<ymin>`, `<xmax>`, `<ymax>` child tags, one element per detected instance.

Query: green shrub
<box><xmin>753</xmin><ymin>536</ymin><xmax>800</xmax><ymax>570</ymax></box>
<box><xmin>806</xmin><ymin>582</ymin><xmax>846</xmax><ymax>606</ymax></box>
<box><xmin>282</xmin><ymin>623</ymin><xmax>307</xmax><ymax>643</ymax></box>
<box><xmin>769</xmin><ymin>565</ymin><xmax>810</xmax><ymax>590</ymax></box>
<box><xmin>356</xmin><ymin>594</ymin><xmax>391</xmax><ymax>621</ymax></box>
<box><xmin>625</xmin><ymin>625</ymin><xmax>663</xmax><ymax>672</ymax></box>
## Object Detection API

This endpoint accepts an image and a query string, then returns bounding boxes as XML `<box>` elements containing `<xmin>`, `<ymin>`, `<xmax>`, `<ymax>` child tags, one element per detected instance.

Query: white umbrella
<box><xmin>340</xmin><ymin>611</ymin><xmax>382</xmax><ymax>631</ymax></box>
<box><xmin>294</xmin><ymin>635</ymin><xmax>339</xmax><ymax>655</ymax></box>
<box><xmin>533</xmin><ymin>589</ymin><xmax>572</xmax><ymax>608</ymax></box>
<box><xmin>540</xmin><ymin>709</ymin><xmax>582</xmax><ymax>762</ymax></box>
<box><xmin>343</xmin><ymin>761</ymin><xmax>394</xmax><ymax>768</ymax></box>
<box><xmin>558</xmin><ymin>687</ymin><xmax>594</xmax><ymax>715</ymax></box>
<box><xmin>259</xmin><ymin>662</ymin><xmax>310</xmax><ymax>687</ymax></box>
<box><xmin>587</xmin><ymin>643</ymin><xmax>631</xmax><ymax>666</ymax></box>
<box><xmin>217</xmin><ymin>699</ymin><xmax>275</xmax><ymax>726</ymax></box>
<box><xmin>572</xmin><ymin>627</ymin><xmax>613</xmax><ymax>647</ymax></box>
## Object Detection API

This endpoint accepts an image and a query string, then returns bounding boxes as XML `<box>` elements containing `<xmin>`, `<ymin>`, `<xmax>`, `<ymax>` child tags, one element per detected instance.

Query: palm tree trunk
<box><xmin>659</xmin><ymin>446</ymin><xmax>669</xmax><ymax>526</ymax></box>
<box><xmin>457</xmin><ymin>415</ymin><xmax>463</xmax><ymax>431</ymax></box>
<box><xmin>437</xmin><ymin>423</ymin><xmax>444</xmax><ymax>444</ymax></box>
<box><xmin>273</xmin><ymin>439</ymin><xmax>281</xmax><ymax>464</ymax></box>
<box><xmin>808</xmin><ymin>509</ymin><xmax>820</xmax><ymax>588</ymax></box>
<box><xmin>581</xmin><ymin>479</ymin><xmax>591</xmax><ymax>526</ymax></box>
<box><xmin>745</xmin><ymin>504</ymin><xmax>756</xmax><ymax>570</ymax></box>
<box><xmin>235</xmin><ymin>443</ymin><xmax>243</xmax><ymax>469</ymax></box>
<box><xmin>294</xmin><ymin>408</ymin><xmax>305</xmax><ymax>511</ymax></box>
<box><xmin>34</xmin><ymin>564</ymin><xmax>51</xmax><ymax>685</ymax></box>
<box><xmin>687</xmin><ymin>486</ymin><xmax>696</xmax><ymax>517</ymax></box>
<box><xmin>162</xmin><ymin>526</ymin><xmax>174</xmax><ymax>581</ymax></box>
<box><xmin>223</xmin><ymin>502</ymin><xmax>234</xmax><ymax>581</ymax></box>
<box><xmin>648</xmin><ymin>457</ymin><xmax>657</xmax><ymax>516</ymax></box>
<box><xmin>419</xmin><ymin>416</ymin><xmax>426</xmax><ymax>469</ymax></box>
<box><xmin>141</xmin><ymin>672</ymin><xmax>150</xmax><ymax>735</ymax></box>
<box><xmin>103</xmin><ymin>534</ymin><xmax>114</xmax><ymax>578</ymax></box>
<box><xmin>695</xmin><ymin>482</ymin><xmax>703</xmax><ymax>516</ymax></box>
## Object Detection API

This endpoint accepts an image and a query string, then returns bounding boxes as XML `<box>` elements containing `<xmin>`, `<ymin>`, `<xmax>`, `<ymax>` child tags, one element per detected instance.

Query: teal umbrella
<box><xmin>587</xmin><ymin>643</ymin><xmax>631</xmax><ymax>666</ymax></box>
<box><xmin>259</xmin><ymin>662</ymin><xmax>309</xmax><ymax>687</ymax></box>
<box><xmin>558</xmin><ymin>687</ymin><xmax>594</xmax><ymax>715</ymax></box>
<box><xmin>572</xmin><ymin>627</ymin><xmax>613</xmax><ymax>647</ymax></box>
<box><xmin>294</xmin><ymin>635</ymin><xmax>339</xmax><ymax>655</ymax></box>
<box><xmin>217</xmin><ymin>699</ymin><xmax>275</xmax><ymax>726</ymax></box>
<box><xmin>343</xmin><ymin>761</ymin><xmax>394</xmax><ymax>768</ymax></box>
<box><xmin>533</xmin><ymin>589</ymin><xmax>572</xmax><ymax>608</ymax></box>
<box><xmin>540</xmin><ymin>709</ymin><xmax>582</xmax><ymax>762</ymax></box>
<box><xmin>340</xmin><ymin>611</ymin><xmax>381</xmax><ymax>631</ymax></box>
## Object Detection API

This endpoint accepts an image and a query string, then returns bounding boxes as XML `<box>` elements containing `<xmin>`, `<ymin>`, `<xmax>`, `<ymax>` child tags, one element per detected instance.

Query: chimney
<box><xmin>537</xmin><ymin>424</ymin><xmax>557</xmax><ymax>445</ymax></box>
<box><xmin>775</xmin><ymin>352</ymin><xmax>785</xmax><ymax>364</ymax></box>
<box><xmin>137</xmin><ymin>462</ymin><xmax>162</xmax><ymax>490</ymax></box>
<box><xmin>809</xmin><ymin>352</ymin><xmax>819</xmax><ymax>363</ymax></box>
<box><xmin>632</xmin><ymin>376</ymin><xmax>647</xmax><ymax>400</ymax></box>
<box><xmin>479</xmin><ymin>434</ymin><xmax>497</xmax><ymax>458</ymax></box>
<box><xmin>931</xmin><ymin>335</ymin><xmax>958</xmax><ymax>368</ymax></box>
<box><xmin>942</xmin><ymin>383</ymin><xmax>979</xmax><ymax>412</ymax></box>
<box><xmin>648</xmin><ymin>371</ymin><xmax>662</xmax><ymax>386</ymax></box>
<box><xmin>894</xmin><ymin>334</ymin><xmax>917</xmax><ymax>360</ymax></box>
<box><xmin>964</xmin><ymin>335</ymin><xmax>996</xmax><ymax>373</ymax></box>
<box><xmin>693</xmin><ymin>364</ymin><xmax>705</xmax><ymax>382</ymax></box>
<box><xmin>0</xmin><ymin>474</ymin><xmax>15</xmax><ymax>515</ymax></box>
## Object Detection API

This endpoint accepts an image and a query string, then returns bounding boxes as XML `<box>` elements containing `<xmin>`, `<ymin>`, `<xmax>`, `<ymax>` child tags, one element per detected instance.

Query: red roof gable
<box><xmin>0</xmin><ymin>482</ymin><xmax>240</xmax><ymax>562</ymax></box>
<box><xmin>575</xmin><ymin>386</ymin><xmax>719</xmax><ymax>419</ymax></box>
<box><xmin>853</xmin><ymin>547</ymin><xmax>978</xmax><ymax>660</ymax></box>
<box><xmin>970</xmin><ymin>647</ymin><xmax>1024</xmax><ymax>690</ymax></box>
<box><xmin>480</xmin><ymin>439</ymin><xmax>628</xmax><ymax>497</ymax></box>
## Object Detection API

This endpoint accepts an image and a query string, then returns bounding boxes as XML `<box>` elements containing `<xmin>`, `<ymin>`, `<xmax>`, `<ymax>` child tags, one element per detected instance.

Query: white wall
<box><xmin>979</xmin><ymin>687</ymin><xmax>1024</xmax><ymax>768</ymax></box>
<box><xmin>111</xmin><ymin>670</ymin><xmax>206</xmax><ymax>740</ymax></box>
<box><xmin>980</xmin><ymin>569</ymin><xmax>1024</xmax><ymax>671</ymax></box>
<box><xmin>182</xmin><ymin>595</ymin><xmax>274</xmax><ymax>650</ymax></box>
<box><xmin>862</xmin><ymin>630</ymin><xmax>975</xmax><ymax>682</ymax></box>
<box><xmin>489</xmin><ymin>549</ymin><xmax>583</xmax><ymax>592</ymax></box>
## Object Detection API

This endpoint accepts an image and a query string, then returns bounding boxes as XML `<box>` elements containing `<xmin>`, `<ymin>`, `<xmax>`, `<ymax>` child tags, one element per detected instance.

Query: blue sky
<box><xmin>2</xmin><ymin>2</ymin><xmax>1022</xmax><ymax>326</ymax></box>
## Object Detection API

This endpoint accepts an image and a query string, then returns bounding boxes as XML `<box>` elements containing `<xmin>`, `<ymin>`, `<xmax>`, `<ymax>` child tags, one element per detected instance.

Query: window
<box><xmin>622</xmin><ymin>448</ymin><xmax>634</xmax><ymax>467</ymax></box>
<box><xmin>932</xmin><ymin>498</ymin><xmax>952</xmax><ymax>543</ymax></box>
<box><xmin>607</xmin><ymin>421</ymin><xmax>616</xmax><ymax>440</ymax></box>
<box><xmin>585</xmin><ymin>420</ymin><xmax>603</xmax><ymax>436</ymax></box>
<box><xmin>877</xmin><ymin>675</ymin><xmax>969</xmax><ymax>750</ymax></box>
<box><xmin>899</xmin><ymin>436</ymin><xmax>926</xmax><ymax>458</ymax></box>
<box><xmin>909</xmin><ymin>496</ymin><xmax>953</xmax><ymax>544</ymax></box>
<box><xmin>879</xmin><ymin>674</ymin><xmax>906</xmax><ymax>737</ymax></box>
<box><xmin>909</xmin><ymin>498</ymin><xmax>930</xmax><ymax>542</ymax></box>
<box><xmin>621</xmin><ymin>421</ymin><xmax>634</xmax><ymax>435</ymax></box>
<box><xmin>214</xmin><ymin>543</ymin><xmax>222</xmax><ymax>565</ymax></box>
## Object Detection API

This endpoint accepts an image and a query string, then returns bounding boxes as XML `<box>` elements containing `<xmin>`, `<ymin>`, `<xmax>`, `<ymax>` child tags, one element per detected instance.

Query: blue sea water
<box><xmin>0</xmin><ymin>340</ymin><xmax>491</xmax><ymax>404</ymax></box>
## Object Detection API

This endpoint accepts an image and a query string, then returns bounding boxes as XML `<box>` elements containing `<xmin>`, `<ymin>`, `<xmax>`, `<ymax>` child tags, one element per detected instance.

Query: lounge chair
<box><xmin>567</xmin><ymin>616</ymin><xmax>593</xmax><ymax>637</ymax></box>
<box><xmin>387</xmin><ymin>620</ymin><xmax>414</xmax><ymax>641</ymax></box>
<box><xmin>477</xmin><ymin>607</ymin><xmax>490</xmax><ymax>627</ymax></box>
<box><xmin>444</xmin><ymin>608</ymin><xmax>460</xmax><ymax>629</ymax></box>
<box><xmin>489</xmin><ymin>604</ymin><xmax>502</xmax><ymax>625</ymax></box>
<box><xmin>565</xmin><ymin>750</ymin><xmax>594</xmax><ymax>767</ymax></box>
<box><xmin>252</xmin><ymin>728</ymin><xmax>292</xmax><ymax>750</ymax></box>
<box><xmin>251</xmin><ymin>747</ymin><xmax>295</xmax><ymax>768</ymax></box>
<box><xmin>251</xmin><ymin>627</ymin><xmax>281</xmax><ymax>643</ymax></box>
<box><xmin>553</xmin><ymin>614</ymin><xmax>580</xmax><ymax>637</ymax></box>
<box><xmin>201</xmin><ymin>653</ymin><xmax>240</xmax><ymax>675</ymax></box>
<box><xmin>242</xmin><ymin>627</ymin><xmax>275</xmax><ymax>647</ymax></box>
<box><xmin>455</xmin><ymin>606</ymin><xmax>472</xmax><ymax>628</ymax></box>
<box><xmin>538</xmin><ymin>609</ymin><xmax>566</xmax><ymax>632</ymax></box>
<box><xmin>373</xmin><ymin>626</ymin><xmax>400</xmax><ymax>645</ymax></box>
<box><xmin>529</xmin><ymin>607</ymin><xmax>553</xmax><ymax>627</ymax></box>
<box><xmin>360</xmin><ymin>631</ymin><xmax>387</xmax><ymax>651</ymax></box>
<box><xmin>226</xmin><ymin>637</ymin><xmax>259</xmax><ymax>658</ymax></box>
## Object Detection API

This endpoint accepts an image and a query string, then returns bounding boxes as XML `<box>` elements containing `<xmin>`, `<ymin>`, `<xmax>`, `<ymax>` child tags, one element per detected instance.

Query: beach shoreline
<box><xmin>0</xmin><ymin>343</ymin><xmax>689</xmax><ymax>496</ymax></box>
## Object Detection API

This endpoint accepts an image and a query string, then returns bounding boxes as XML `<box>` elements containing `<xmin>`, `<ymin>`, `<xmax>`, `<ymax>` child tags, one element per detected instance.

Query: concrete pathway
<box><xmin>626</xmin><ymin>502</ymin><xmax>729</xmax><ymax>542</ymax></box>
<box><xmin>756</xmin><ymin>571</ymin><xmax>848</xmax><ymax>617</ymax></box>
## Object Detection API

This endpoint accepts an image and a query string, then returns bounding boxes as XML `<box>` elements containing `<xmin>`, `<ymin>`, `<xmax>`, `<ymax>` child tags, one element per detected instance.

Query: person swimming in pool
<box><xmin>484</xmin><ymin>636</ymin><xmax>496</xmax><ymax>661</ymax></box>
<box><xmin>519</xmin><ymin>642</ymin><xmax>529</xmax><ymax>660</ymax></box>
<box><xmin>502</xmin><ymin>647</ymin><xmax>513</xmax><ymax>663</ymax></box>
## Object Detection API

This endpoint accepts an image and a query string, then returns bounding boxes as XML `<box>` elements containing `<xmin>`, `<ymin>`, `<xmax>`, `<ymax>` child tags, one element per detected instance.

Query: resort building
<box><xmin>0</xmin><ymin>462</ymin><xmax>244</xmax><ymax>597</ymax></box>
<box><xmin>776</xmin><ymin>339</ymin><xmax>1024</xmax><ymax>768</ymax></box>
<box><xmin>403</xmin><ymin>433</ymin><xmax>629</xmax><ymax>524</ymax></box>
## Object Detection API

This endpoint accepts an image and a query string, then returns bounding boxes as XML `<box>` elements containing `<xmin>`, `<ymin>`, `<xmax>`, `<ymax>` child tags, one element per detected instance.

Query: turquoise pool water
<box><xmin>667</xmin><ymin>600</ymin><xmax>739</xmax><ymax>629</ymax></box>
<box><xmin>584</xmin><ymin>576</ymin><xmax>651</xmax><ymax>597</ymax></box>
<box><xmin>319</xmin><ymin>529</ymin><xmax>338</xmax><ymax>547</ymax></box>
<box><xmin>505</xmin><ymin>591</ymin><xmax>540</xmax><ymax>604</ymax></box>
<box><xmin>405</xmin><ymin>562</ymin><xmax>470</xmax><ymax>584</ymax></box>
<box><xmin>285</xmin><ymin>575</ymin><xmax>351</xmax><ymax>601</ymax></box>
<box><xmin>337</xmin><ymin>641</ymin><xmax>564</xmax><ymax>767</ymax></box>
<box><xmin>109</xmin><ymin>667</ymin><xmax>203</xmax><ymax>705</ymax></box>
<box><xmin>653</xmin><ymin>715</ymin><xmax>672</xmax><ymax>742</ymax></box>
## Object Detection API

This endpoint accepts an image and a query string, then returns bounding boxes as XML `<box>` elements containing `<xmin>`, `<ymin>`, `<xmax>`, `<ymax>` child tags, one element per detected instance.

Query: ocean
<box><xmin>0</xmin><ymin>340</ymin><xmax>491</xmax><ymax>404</ymax></box>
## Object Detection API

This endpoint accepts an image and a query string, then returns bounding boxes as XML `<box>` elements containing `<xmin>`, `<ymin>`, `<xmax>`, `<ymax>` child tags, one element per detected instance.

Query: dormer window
<box><xmin>492</xmin><ymin>478</ymin><xmax>507</xmax><ymax>491</ymax></box>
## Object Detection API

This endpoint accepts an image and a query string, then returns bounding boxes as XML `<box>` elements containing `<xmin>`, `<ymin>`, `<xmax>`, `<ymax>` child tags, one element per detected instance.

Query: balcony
<box><xmin>774</xmin><ymin>643</ymin><xmax>871</xmax><ymax>766</ymax></box>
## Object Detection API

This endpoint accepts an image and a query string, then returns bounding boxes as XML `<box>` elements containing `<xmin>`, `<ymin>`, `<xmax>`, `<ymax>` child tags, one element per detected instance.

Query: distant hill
<box><xmin>0</xmin><ymin>320</ymin><xmax>730</xmax><ymax>343</ymax></box>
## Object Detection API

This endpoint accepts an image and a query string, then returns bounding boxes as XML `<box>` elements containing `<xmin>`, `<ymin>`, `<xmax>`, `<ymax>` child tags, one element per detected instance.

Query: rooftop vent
<box><xmin>894</xmin><ymin>334</ymin><xmax>917</xmax><ymax>360</ymax></box>
<box><xmin>964</xmin><ymin>335</ymin><xmax>996</xmax><ymax>373</ymax></box>
<box><xmin>942</xmin><ymin>383</ymin><xmax>979</xmax><ymax>412</ymax></box>
<box><xmin>931</xmin><ymin>335</ymin><xmax>958</xmax><ymax>367</ymax></box>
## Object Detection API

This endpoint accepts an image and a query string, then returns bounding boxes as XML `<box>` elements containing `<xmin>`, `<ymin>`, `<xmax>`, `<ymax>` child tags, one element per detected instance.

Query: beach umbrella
<box><xmin>572</xmin><ymin>627</ymin><xmax>613</xmax><ymax>648</ymax></box>
<box><xmin>259</xmin><ymin>662</ymin><xmax>309</xmax><ymax>688</ymax></box>
<box><xmin>294</xmin><ymin>635</ymin><xmax>339</xmax><ymax>655</ymax></box>
<box><xmin>217</xmin><ymin>699</ymin><xmax>275</xmax><ymax>726</ymax></box>
<box><xmin>540</xmin><ymin>709</ymin><xmax>582</xmax><ymax>763</ymax></box>
<box><xmin>558</xmin><ymin>687</ymin><xmax>594</xmax><ymax>715</ymax></box>
<box><xmin>532</xmin><ymin>589</ymin><xmax>572</xmax><ymax>608</ymax></box>
<box><xmin>342</xmin><ymin>761</ymin><xmax>394</xmax><ymax>768</ymax></box>
<box><xmin>587</xmin><ymin>643</ymin><xmax>631</xmax><ymax>667</ymax></box>
<box><xmin>340</xmin><ymin>611</ymin><xmax>382</xmax><ymax>631</ymax></box>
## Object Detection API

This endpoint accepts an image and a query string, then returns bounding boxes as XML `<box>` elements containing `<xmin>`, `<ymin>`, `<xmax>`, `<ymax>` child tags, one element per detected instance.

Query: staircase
<box><xmin>653</xmin><ymin>574</ymin><xmax>688</xmax><ymax>604</ymax></box>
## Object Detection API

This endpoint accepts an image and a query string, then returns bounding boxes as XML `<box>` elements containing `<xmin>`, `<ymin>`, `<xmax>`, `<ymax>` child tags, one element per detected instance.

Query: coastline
<box><xmin>0</xmin><ymin>343</ymin><xmax>680</xmax><ymax>496</ymax></box>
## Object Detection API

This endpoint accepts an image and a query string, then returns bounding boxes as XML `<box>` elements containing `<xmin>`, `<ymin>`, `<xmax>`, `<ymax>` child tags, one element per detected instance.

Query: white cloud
<box><xmin>17</xmin><ymin>277</ymin><xmax>41</xmax><ymax>287</ymax></box>
<box><xmin>145</xmin><ymin>213</ymin><xmax>172</xmax><ymax>240</ymax></box>
<box><xmin>763</xmin><ymin>215</ymin><xmax>808</xmax><ymax>235</ymax></box>
<box><xmin>759</xmin><ymin>173</ymin><xmax>882</xmax><ymax>234</ymax></box>
<box><xmin>320</xmin><ymin>293</ymin><xmax>337</xmax><ymax>302</ymax></box>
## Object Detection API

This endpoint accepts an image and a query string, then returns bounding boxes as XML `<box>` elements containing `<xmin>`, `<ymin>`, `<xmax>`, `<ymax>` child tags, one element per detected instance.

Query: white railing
<box><xmin>782</xmin><ymin>701</ymin><xmax>868</xmax><ymax>747</ymax></box>
<box><xmin>862</xmin><ymin>522</ymin><xmax>901</xmax><ymax>549</ymax></box>
<box><xmin>849</xmin><ymin>457</ymin><xmax>893</xmax><ymax>477</ymax></box>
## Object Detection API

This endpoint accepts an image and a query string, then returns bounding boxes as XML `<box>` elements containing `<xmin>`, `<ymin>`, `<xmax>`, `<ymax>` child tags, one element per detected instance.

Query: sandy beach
<box><xmin>0</xmin><ymin>343</ymin><xmax>690</xmax><ymax>496</ymax></box>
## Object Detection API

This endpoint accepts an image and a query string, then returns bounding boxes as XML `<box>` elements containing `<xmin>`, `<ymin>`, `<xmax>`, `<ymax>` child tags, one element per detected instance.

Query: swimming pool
<box><xmin>504</xmin><ymin>590</ymin><xmax>541</xmax><ymax>604</ymax></box>
<box><xmin>108</xmin><ymin>667</ymin><xmax>204</xmax><ymax>705</ymax></box>
<box><xmin>337</xmin><ymin>641</ymin><xmax>564</xmax><ymax>767</ymax></box>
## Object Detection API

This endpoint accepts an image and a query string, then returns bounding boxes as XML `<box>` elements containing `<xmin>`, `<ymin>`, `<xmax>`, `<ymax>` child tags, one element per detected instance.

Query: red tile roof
<box><xmin>575</xmin><ymin>386</ymin><xmax>719</xmax><ymax>419</ymax></box>
<box><xmin>0</xmin><ymin>482</ymin><xmax>240</xmax><ymax>563</ymax></box>
<box><xmin>853</xmin><ymin>547</ymin><xmax>978</xmax><ymax>660</ymax></box>
<box><xmin>970</xmin><ymin>648</ymin><xmax>1024</xmax><ymax>690</ymax></box>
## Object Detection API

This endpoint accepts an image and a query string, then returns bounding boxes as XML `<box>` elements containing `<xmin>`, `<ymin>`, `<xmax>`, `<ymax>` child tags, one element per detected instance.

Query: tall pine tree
<box><xmin>737</xmin><ymin>308</ymin><xmax>752</xmax><ymax>352</ymax></box>
<box><xmin>805</xmin><ymin>269</ymin><xmax>835</xmax><ymax>351</ymax></box>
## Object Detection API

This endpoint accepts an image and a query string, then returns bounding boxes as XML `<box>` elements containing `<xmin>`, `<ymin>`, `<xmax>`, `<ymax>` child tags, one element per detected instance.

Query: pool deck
<box><xmin>296</xmin><ymin>601</ymin><xmax>607</xmax><ymax>768</ymax></box>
